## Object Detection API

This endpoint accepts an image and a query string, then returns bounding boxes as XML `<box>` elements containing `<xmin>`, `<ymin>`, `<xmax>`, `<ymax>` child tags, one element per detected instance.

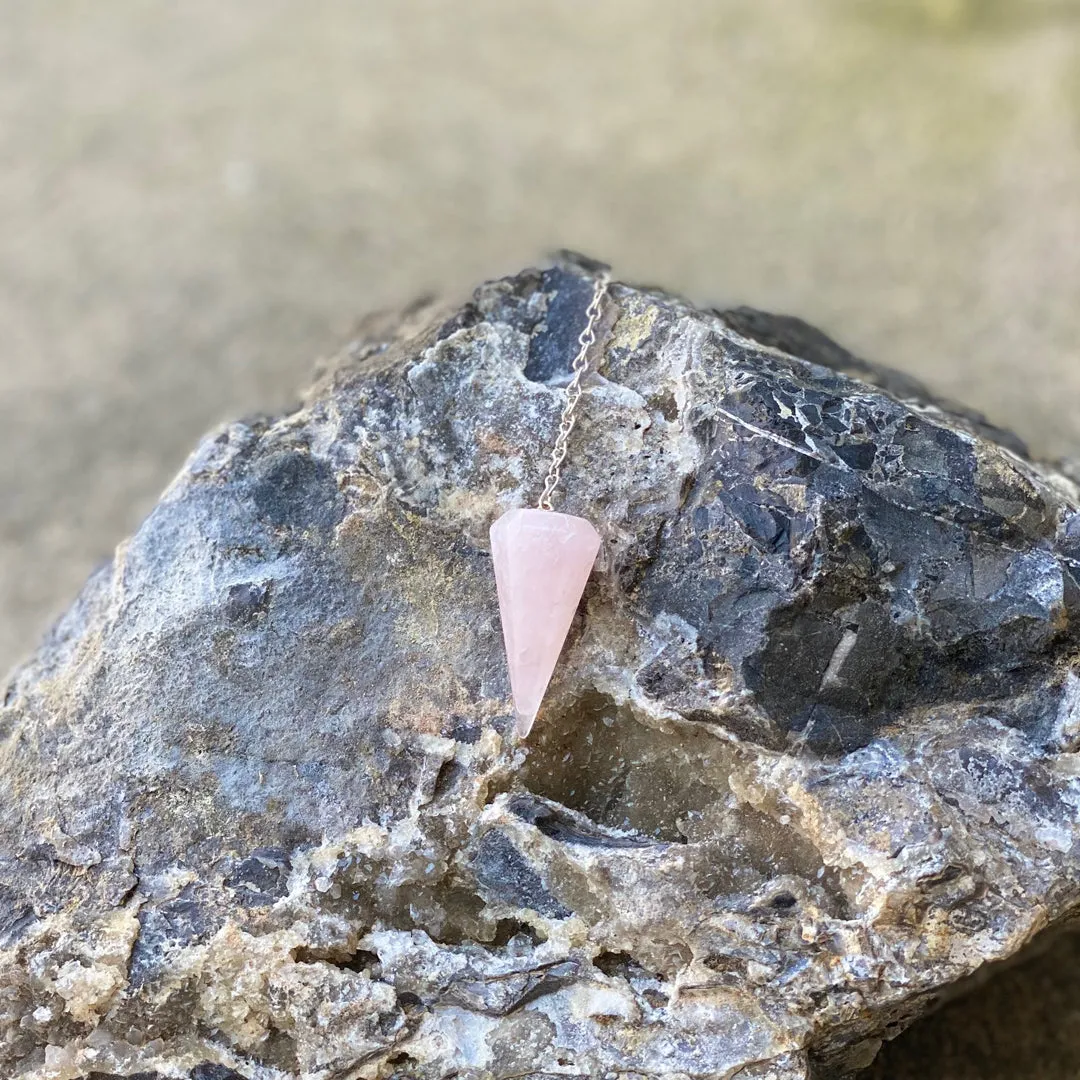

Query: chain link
<box><xmin>537</xmin><ymin>271</ymin><xmax>610</xmax><ymax>510</ymax></box>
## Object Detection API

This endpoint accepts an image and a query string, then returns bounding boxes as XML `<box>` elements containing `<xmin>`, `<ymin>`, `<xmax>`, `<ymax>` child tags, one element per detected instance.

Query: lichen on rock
<box><xmin>2</xmin><ymin>257</ymin><xmax>1080</xmax><ymax>1079</ymax></box>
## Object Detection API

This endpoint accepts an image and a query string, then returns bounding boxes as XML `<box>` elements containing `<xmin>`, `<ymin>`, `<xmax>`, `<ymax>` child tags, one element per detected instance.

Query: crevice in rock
<box><xmin>292</xmin><ymin>943</ymin><xmax>381</xmax><ymax>975</ymax></box>
<box><xmin>592</xmin><ymin>949</ymin><xmax>657</xmax><ymax>981</ymax></box>
<box><xmin>431</xmin><ymin>758</ymin><xmax>464</xmax><ymax>800</ymax></box>
<box><xmin>490</xmin><ymin>917</ymin><xmax>542</xmax><ymax>949</ymax></box>
<box><xmin>308</xmin><ymin>834</ymin><xmax>559</xmax><ymax>950</ymax></box>
<box><xmin>246</xmin><ymin>1027</ymin><xmax>300</xmax><ymax>1073</ymax></box>
<box><xmin>518</xmin><ymin>691</ymin><xmax>728</xmax><ymax>842</ymax></box>
<box><xmin>512</xmin><ymin>690</ymin><xmax>855</xmax><ymax>919</ymax></box>
<box><xmin>506</xmin><ymin>791</ymin><xmax>655</xmax><ymax>848</ymax></box>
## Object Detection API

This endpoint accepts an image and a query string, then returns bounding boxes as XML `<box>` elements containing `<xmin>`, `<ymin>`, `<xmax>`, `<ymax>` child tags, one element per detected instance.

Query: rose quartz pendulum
<box><xmin>490</xmin><ymin>508</ymin><xmax>601</xmax><ymax>736</ymax></box>
<box><xmin>490</xmin><ymin>263</ymin><xmax>610</xmax><ymax>737</ymax></box>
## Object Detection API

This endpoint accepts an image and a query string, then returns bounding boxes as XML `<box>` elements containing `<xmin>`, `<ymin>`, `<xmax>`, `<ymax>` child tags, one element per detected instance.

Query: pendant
<box><xmin>490</xmin><ymin>507</ymin><xmax>601</xmax><ymax>737</ymax></box>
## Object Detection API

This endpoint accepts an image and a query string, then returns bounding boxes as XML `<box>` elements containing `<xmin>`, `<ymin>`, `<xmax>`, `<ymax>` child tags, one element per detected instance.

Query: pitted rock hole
<box><xmin>520</xmin><ymin>693</ymin><xmax>853</xmax><ymax>917</ymax></box>
<box><xmin>593</xmin><ymin>949</ymin><xmax>657</xmax><ymax>981</ymax></box>
<box><xmin>293</xmin><ymin>944</ymin><xmax>380</xmax><ymax>973</ymax></box>
<box><xmin>304</xmin><ymin>849</ymin><xmax>520</xmax><ymax>948</ymax></box>
<box><xmin>519</xmin><ymin>692</ymin><xmax>728</xmax><ymax>842</ymax></box>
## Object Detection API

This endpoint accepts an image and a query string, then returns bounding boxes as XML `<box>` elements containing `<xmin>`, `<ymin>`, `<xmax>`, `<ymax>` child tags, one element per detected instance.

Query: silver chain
<box><xmin>537</xmin><ymin>271</ymin><xmax>610</xmax><ymax>510</ymax></box>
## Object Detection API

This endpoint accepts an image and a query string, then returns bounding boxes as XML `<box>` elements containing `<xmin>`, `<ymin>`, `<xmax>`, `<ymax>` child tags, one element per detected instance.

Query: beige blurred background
<box><xmin>2</xmin><ymin>2</ymin><xmax>1080</xmax><ymax>1074</ymax></box>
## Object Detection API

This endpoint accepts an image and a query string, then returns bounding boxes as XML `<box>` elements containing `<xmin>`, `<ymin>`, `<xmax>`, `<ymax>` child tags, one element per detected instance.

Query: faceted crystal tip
<box><xmin>514</xmin><ymin>706</ymin><xmax>540</xmax><ymax>739</ymax></box>
<box><xmin>490</xmin><ymin>507</ymin><xmax>601</xmax><ymax>738</ymax></box>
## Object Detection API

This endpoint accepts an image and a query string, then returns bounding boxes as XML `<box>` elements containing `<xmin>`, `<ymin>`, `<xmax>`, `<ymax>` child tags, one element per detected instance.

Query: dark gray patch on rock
<box><xmin>524</xmin><ymin>266</ymin><xmax>599</xmax><ymax>384</ymax></box>
<box><xmin>129</xmin><ymin>891</ymin><xmax>224</xmax><ymax>988</ymax></box>
<box><xmin>222</xmin><ymin>846</ymin><xmax>291</xmax><ymax>907</ymax></box>
<box><xmin>245</xmin><ymin>448</ymin><xmax>345</xmax><ymax>533</ymax></box>
<box><xmin>192</xmin><ymin>1067</ymin><xmax>248</xmax><ymax>1080</ymax></box>
<box><xmin>469</xmin><ymin>830</ymin><xmax>572</xmax><ymax>919</ymax></box>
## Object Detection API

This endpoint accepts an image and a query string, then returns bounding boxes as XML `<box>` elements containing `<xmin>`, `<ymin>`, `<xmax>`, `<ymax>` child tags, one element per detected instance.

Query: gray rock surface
<box><xmin>3</xmin><ymin>260</ymin><xmax>1080</xmax><ymax>1079</ymax></box>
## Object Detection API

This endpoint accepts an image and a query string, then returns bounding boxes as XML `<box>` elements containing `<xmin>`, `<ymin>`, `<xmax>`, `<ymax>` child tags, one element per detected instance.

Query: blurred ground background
<box><xmin>2</xmin><ymin>1</ymin><xmax>1079</xmax><ymax>1075</ymax></box>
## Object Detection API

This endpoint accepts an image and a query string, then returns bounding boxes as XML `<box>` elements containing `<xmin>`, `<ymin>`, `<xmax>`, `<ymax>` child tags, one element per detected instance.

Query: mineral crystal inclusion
<box><xmin>490</xmin><ymin>507</ymin><xmax>601</xmax><ymax>736</ymax></box>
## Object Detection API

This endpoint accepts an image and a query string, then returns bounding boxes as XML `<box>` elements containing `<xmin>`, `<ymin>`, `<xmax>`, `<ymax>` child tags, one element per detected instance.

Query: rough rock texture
<box><xmin>3</xmin><ymin>258</ymin><xmax>1080</xmax><ymax>1080</ymax></box>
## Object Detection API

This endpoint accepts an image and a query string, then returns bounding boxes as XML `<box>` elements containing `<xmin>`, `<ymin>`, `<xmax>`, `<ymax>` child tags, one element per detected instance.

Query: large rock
<box><xmin>3</xmin><ymin>257</ymin><xmax>1080</xmax><ymax>1079</ymax></box>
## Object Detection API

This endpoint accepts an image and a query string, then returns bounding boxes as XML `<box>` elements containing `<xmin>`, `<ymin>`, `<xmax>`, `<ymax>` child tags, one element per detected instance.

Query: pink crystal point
<box><xmin>490</xmin><ymin>507</ymin><xmax>601</xmax><ymax>737</ymax></box>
